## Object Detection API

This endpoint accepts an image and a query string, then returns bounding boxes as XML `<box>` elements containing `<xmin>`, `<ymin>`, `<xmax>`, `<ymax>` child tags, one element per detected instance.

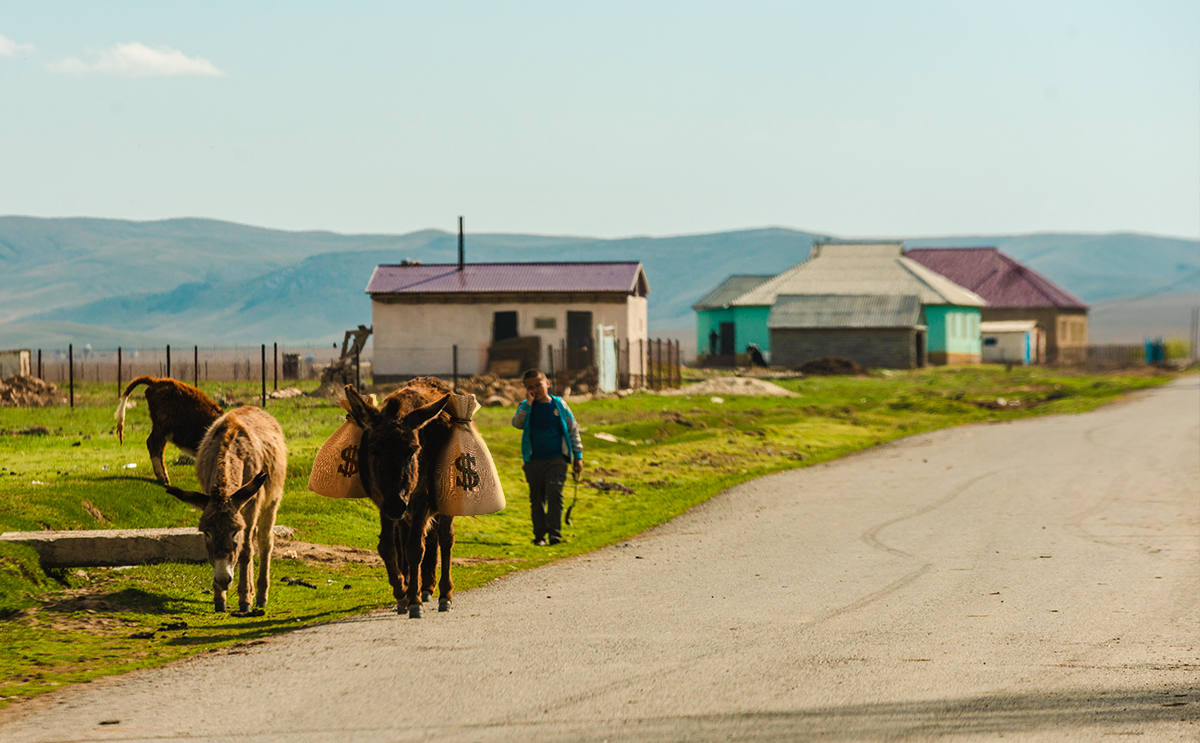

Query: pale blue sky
<box><xmin>2</xmin><ymin>1</ymin><xmax>1197</xmax><ymax>239</ymax></box>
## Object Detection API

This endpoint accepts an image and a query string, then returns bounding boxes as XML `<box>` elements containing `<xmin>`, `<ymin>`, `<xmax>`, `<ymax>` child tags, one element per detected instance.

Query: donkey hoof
<box><xmin>408</xmin><ymin>603</ymin><xmax>422</xmax><ymax>619</ymax></box>
<box><xmin>214</xmin><ymin>597</ymin><xmax>227</xmax><ymax>612</ymax></box>
<box><xmin>421</xmin><ymin>590</ymin><xmax>433</xmax><ymax>604</ymax></box>
<box><xmin>239</xmin><ymin>602</ymin><xmax>251</xmax><ymax>613</ymax></box>
<box><xmin>438</xmin><ymin>598</ymin><xmax>451</xmax><ymax>613</ymax></box>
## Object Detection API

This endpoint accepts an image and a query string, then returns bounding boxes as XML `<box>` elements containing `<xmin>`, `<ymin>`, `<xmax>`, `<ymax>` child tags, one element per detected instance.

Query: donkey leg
<box><xmin>254</xmin><ymin>514</ymin><xmax>277</xmax><ymax>608</ymax></box>
<box><xmin>377</xmin><ymin>514</ymin><xmax>407</xmax><ymax>611</ymax></box>
<box><xmin>237</xmin><ymin>527</ymin><xmax>255</xmax><ymax>612</ymax></box>
<box><xmin>437</xmin><ymin>515</ymin><xmax>455</xmax><ymax>612</ymax></box>
<box><xmin>147</xmin><ymin>430</ymin><xmax>170</xmax><ymax>485</ymax></box>
<box><xmin>420</xmin><ymin>527</ymin><xmax>438</xmax><ymax>604</ymax></box>
<box><xmin>404</xmin><ymin>511</ymin><xmax>430</xmax><ymax>618</ymax></box>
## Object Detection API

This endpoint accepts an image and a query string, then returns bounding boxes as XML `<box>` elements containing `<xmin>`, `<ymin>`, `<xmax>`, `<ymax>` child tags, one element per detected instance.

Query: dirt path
<box><xmin>2</xmin><ymin>377</ymin><xmax>1197</xmax><ymax>742</ymax></box>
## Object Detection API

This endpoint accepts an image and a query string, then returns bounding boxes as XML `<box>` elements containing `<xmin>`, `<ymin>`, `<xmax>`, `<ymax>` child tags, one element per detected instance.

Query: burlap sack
<box><xmin>435</xmin><ymin>393</ymin><xmax>506</xmax><ymax>516</ymax></box>
<box><xmin>308</xmin><ymin>401</ymin><xmax>369</xmax><ymax>499</ymax></box>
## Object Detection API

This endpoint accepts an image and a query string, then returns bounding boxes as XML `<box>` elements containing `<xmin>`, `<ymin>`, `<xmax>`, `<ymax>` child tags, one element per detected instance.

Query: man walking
<box><xmin>511</xmin><ymin>369</ymin><xmax>583</xmax><ymax>546</ymax></box>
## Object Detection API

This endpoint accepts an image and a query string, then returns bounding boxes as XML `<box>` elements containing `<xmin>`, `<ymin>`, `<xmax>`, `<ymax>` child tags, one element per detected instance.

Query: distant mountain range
<box><xmin>0</xmin><ymin>216</ymin><xmax>1196</xmax><ymax>349</ymax></box>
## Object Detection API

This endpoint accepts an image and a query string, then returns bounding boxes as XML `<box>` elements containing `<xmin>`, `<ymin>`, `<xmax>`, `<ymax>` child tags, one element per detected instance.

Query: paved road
<box><xmin>3</xmin><ymin>377</ymin><xmax>1198</xmax><ymax>742</ymax></box>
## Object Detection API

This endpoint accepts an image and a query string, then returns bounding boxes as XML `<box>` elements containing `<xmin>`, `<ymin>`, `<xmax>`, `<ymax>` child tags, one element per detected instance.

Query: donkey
<box><xmin>164</xmin><ymin>406</ymin><xmax>287</xmax><ymax>613</ymax></box>
<box><xmin>115</xmin><ymin>376</ymin><xmax>223</xmax><ymax>485</ymax></box>
<box><xmin>343</xmin><ymin>378</ymin><xmax>456</xmax><ymax>618</ymax></box>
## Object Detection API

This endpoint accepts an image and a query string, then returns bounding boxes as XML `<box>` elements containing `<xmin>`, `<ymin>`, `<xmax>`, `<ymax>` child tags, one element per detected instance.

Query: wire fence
<box><xmin>27</xmin><ymin>344</ymin><xmax>363</xmax><ymax>392</ymax></box>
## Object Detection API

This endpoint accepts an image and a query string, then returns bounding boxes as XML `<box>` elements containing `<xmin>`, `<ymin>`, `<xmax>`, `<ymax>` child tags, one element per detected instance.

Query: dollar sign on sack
<box><xmin>454</xmin><ymin>452</ymin><xmax>480</xmax><ymax>490</ymax></box>
<box><xmin>337</xmin><ymin>445</ymin><xmax>358</xmax><ymax>477</ymax></box>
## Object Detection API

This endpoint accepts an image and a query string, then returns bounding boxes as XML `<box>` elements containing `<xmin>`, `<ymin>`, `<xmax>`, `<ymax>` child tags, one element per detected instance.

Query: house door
<box><xmin>567</xmin><ymin>311</ymin><xmax>593</xmax><ymax>369</ymax></box>
<box><xmin>719</xmin><ymin>322</ymin><xmax>735</xmax><ymax>355</ymax></box>
<box><xmin>915</xmin><ymin>331</ymin><xmax>926</xmax><ymax>368</ymax></box>
<box><xmin>493</xmin><ymin>311</ymin><xmax>518</xmax><ymax>342</ymax></box>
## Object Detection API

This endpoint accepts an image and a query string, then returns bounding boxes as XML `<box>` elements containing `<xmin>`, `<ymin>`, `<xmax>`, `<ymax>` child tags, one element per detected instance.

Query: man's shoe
<box><xmin>549</xmin><ymin>537</ymin><xmax>564</xmax><ymax>546</ymax></box>
<box><xmin>533</xmin><ymin>538</ymin><xmax>548</xmax><ymax>547</ymax></box>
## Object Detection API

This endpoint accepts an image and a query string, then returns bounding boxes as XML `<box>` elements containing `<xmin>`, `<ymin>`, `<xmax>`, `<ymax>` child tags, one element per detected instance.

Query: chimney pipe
<box><xmin>458</xmin><ymin>216</ymin><xmax>464</xmax><ymax>272</ymax></box>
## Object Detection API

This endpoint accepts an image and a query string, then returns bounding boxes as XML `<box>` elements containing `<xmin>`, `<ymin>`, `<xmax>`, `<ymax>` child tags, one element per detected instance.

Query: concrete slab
<box><xmin>0</xmin><ymin>525</ymin><xmax>295</xmax><ymax>567</ymax></box>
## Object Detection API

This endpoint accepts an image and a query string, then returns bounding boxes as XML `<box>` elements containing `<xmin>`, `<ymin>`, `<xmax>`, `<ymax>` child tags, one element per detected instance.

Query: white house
<box><xmin>367</xmin><ymin>262</ymin><xmax>649</xmax><ymax>381</ymax></box>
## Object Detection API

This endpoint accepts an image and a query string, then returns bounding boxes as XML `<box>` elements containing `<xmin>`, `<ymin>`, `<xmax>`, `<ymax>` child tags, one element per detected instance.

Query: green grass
<box><xmin>0</xmin><ymin>366</ymin><xmax>1181</xmax><ymax>706</ymax></box>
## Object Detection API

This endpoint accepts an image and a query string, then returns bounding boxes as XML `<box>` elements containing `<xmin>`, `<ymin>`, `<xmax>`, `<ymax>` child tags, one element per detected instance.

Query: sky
<box><xmin>1</xmin><ymin>1</ymin><xmax>1197</xmax><ymax>240</ymax></box>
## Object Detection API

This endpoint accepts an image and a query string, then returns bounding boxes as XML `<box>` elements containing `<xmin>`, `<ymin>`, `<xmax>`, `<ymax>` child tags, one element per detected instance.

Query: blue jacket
<box><xmin>511</xmin><ymin>396</ymin><xmax>583</xmax><ymax>463</ymax></box>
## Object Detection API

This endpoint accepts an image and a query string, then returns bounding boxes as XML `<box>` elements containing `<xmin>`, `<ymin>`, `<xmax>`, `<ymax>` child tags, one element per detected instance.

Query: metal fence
<box><xmin>28</xmin><ymin>344</ymin><xmax>368</xmax><ymax>391</ymax></box>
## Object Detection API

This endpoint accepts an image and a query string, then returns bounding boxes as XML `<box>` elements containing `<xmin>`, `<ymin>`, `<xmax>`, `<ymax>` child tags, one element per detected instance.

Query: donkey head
<box><xmin>165</xmin><ymin>470</ymin><xmax>268</xmax><ymax>611</ymax></box>
<box><xmin>344</xmin><ymin>385</ymin><xmax>448</xmax><ymax>519</ymax></box>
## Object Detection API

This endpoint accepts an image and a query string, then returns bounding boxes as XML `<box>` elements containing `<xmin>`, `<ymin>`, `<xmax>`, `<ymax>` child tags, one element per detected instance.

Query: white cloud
<box><xmin>47</xmin><ymin>42</ymin><xmax>223</xmax><ymax>77</ymax></box>
<box><xmin>0</xmin><ymin>32</ymin><xmax>36</xmax><ymax>56</ymax></box>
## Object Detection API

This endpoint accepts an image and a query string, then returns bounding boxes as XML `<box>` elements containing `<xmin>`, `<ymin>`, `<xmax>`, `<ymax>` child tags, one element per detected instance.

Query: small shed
<box><xmin>980</xmin><ymin>320</ymin><xmax>1042</xmax><ymax>365</ymax></box>
<box><xmin>768</xmin><ymin>294</ymin><xmax>927</xmax><ymax>369</ymax></box>
<box><xmin>692</xmin><ymin>275</ymin><xmax>775</xmax><ymax>364</ymax></box>
<box><xmin>366</xmin><ymin>262</ymin><xmax>649</xmax><ymax>381</ymax></box>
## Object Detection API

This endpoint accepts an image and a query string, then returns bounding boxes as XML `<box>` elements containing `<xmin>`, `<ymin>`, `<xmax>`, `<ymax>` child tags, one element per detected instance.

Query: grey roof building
<box><xmin>767</xmin><ymin>294</ymin><xmax>928</xmax><ymax>368</ymax></box>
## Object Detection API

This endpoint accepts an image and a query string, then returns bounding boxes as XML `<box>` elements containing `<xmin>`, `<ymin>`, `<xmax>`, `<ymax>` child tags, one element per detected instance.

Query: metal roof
<box><xmin>768</xmin><ymin>294</ymin><xmax>924</xmax><ymax>329</ymax></box>
<box><xmin>904</xmin><ymin>248</ymin><xmax>1086</xmax><ymax>309</ymax></box>
<box><xmin>733</xmin><ymin>242</ymin><xmax>986</xmax><ymax>307</ymax></box>
<box><xmin>692</xmin><ymin>274</ymin><xmax>775</xmax><ymax>310</ymax></box>
<box><xmin>981</xmin><ymin>320</ymin><xmax>1039</xmax><ymax>333</ymax></box>
<box><xmin>366</xmin><ymin>262</ymin><xmax>648</xmax><ymax>296</ymax></box>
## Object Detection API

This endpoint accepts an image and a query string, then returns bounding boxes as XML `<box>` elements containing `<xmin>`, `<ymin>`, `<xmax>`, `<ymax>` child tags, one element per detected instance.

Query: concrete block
<box><xmin>0</xmin><ymin>526</ymin><xmax>295</xmax><ymax>568</ymax></box>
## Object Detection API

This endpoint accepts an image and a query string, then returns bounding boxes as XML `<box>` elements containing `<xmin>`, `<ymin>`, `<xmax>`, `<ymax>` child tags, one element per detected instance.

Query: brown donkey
<box><xmin>343</xmin><ymin>378</ymin><xmax>455</xmax><ymax>618</ymax></box>
<box><xmin>165</xmin><ymin>406</ymin><xmax>287</xmax><ymax>612</ymax></box>
<box><xmin>114</xmin><ymin>376</ymin><xmax>223</xmax><ymax>485</ymax></box>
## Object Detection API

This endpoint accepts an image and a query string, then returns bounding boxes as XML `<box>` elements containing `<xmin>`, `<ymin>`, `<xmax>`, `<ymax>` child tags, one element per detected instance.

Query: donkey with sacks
<box><xmin>339</xmin><ymin>377</ymin><xmax>505</xmax><ymax>618</ymax></box>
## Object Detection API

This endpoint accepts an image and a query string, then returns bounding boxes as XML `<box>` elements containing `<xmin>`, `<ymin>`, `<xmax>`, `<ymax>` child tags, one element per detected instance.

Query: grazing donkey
<box><xmin>343</xmin><ymin>378</ymin><xmax>456</xmax><ymax>618</ymax></box>
<box><xmin>114</xmin><ymin>376</ymin><xmax>222</xmax><ymax>485</ymax></box>
<box><xmin>164</xmin><ymin>406</ymin><xmax>287</xmax><ymax>613</ymax></box>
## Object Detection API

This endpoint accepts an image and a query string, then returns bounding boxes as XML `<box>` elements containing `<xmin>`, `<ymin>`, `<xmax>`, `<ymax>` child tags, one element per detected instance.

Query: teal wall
<box><xmin>696</xmin><ymin>305</ymin><xmax>773</xmax><ymax>355</ymax></box>
<box><xmin>923</xmin><ymin>305</ymin><xmax>982</xmax><ymax>356</ymax></box>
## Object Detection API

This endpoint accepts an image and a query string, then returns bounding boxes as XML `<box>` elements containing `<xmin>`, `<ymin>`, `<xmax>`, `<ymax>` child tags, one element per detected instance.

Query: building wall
<box><xmin>923</xmin><ymin>305</ymin><xmax>982</xmax><ymax>364</ymax></box>
<box><xmin>769</xmin><ymin>328</ymin><xmax>920</xmax><ymax>369</ymax></box>
<box><xmin>981</xmin><ymin>307</ymin><xmax>1087</xmax><ymax>363</ymax></box>
<box><xmin>982</xmin><ymin>331</ymin><xmax>1033</xmax><ymax>364</ymax></box>
<box><xmin>696</xmin><ymin>305</ymin><xmax>773</xmax><ymax>357</ymax></box>
<box><xmin>373</xmin><ymin>297</ymin><xmax>647</xmax><ymax>379</ymax></box>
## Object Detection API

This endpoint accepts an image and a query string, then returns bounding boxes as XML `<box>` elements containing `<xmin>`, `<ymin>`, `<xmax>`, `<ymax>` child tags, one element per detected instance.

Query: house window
<box><xmin>533</xmin><ymin>317</ymin><xmax>557</xmax><ymax>330</ymax></box>
<box><xmin>984</xmin><ymin>337</ymin><xmax>998</xmax><ymax>346</ymax></box>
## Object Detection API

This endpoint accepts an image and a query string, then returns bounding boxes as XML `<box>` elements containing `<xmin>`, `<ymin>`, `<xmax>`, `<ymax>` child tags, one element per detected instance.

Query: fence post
<box><xmin>261</xmin><ymin>344</ymin><xmax>267</xmax><ymax>406</ymax></box>
<box><xmin>166</xmin><ymin>344</ymin><xmax>171</xmax><ymax>379</ymax></box>
<box><xmin>561</xmin><ymin>339</ymin><xmax>568</xmax><ymax>387</ymax></box>
<box><xmin>68</xmin><ymin>344</ymin><xmax>74</xmax><ymax>408</ymax></box>
<box><xmin>675</xmin><ymin>340</ymin><xmax>682</xmax><ymax>388</ymax></box>
<box><xmin>37</xmin><ymin>349</ymin><xmax>42</xmax><ymax>380</ymax></box>
<box><xmin>273</xmin><ymin>343</ymin><xmax>278</xmax><ymax>391</ymax></box>
<box><xmin>547</xmin><ymin>344</ymin><xmax>555</xmax><ymax>393</ymax></box>
<box><xmin>355</xmin><ymin>347</ymin><xmax>361</xmax><ymax>390</ymax></box>
<box><xmin>194</xmin><ymin>346</ymin><xmax>199</xmax><ymax>388</ymax></box>
<box><xmin>452</xmin><ymin>345</ymin><xmax>458</xmax><ymax>390</ymax></box>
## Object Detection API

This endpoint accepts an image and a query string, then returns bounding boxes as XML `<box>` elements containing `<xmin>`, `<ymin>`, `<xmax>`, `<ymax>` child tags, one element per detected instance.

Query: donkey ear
<box><xmin>165</xmin><ymin>485</ymin><xmax>209</xmax><ymax>510</ymax></box>
<box><xmin>231</xmin><ymin>470</ymin><xmax>269</xmax><ymax>509</ymax></box>
<box><xmin>401</xmin><ymin>394</ymin><xmax>450</xmax><ymax>431</ymax></box>
<box><xmin>344</xmin><ymin>386</ymin><xmax>382</xmax><ymax>429</ymax></box>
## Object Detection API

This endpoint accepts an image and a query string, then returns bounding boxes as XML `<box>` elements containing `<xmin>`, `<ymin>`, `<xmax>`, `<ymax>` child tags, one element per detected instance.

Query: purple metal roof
<box><xmin>904</xmin><ymin>248</ymin><xmax>1087</xmax><ymax>309</ymax></box>
<box><xmin>366</xmin><ymin>262</ymin><xmax>648</xmax><ymax>296</ymax></box>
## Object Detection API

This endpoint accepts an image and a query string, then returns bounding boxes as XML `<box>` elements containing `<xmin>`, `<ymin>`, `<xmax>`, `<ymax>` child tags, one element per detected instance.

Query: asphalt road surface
<box><xmin>3</xmin><ymin>377</ymin><xmax>1197</xmax><ymax>742</ymax></box>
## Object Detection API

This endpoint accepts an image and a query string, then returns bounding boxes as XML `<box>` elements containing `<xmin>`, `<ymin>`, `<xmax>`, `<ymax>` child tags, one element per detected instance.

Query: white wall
<box><xmin>981</xmin><ymin>331</ymin><xmax>1030</xmax><ymax>364</ymax></box>
<box><xmin>373</xmin><ymin>298</ymin><xmax>648</xmax><ymax>377</ymax></box>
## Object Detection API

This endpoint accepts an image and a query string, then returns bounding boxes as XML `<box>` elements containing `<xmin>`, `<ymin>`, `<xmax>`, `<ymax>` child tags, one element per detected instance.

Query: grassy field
<box><xmin>0</xmin><ymin>365</ymin><xmax>1181</xmax><ymax>706</ymax></box>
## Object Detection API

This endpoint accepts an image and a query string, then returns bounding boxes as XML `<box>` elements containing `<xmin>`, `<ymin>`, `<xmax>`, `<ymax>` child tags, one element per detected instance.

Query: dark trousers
<box><xmin>523</xmin><ymin>456</ymin><xmax>567</xmax><ymax>541</ymax></box>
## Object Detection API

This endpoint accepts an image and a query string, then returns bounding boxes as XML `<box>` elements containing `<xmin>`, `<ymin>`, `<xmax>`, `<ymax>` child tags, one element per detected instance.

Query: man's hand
<box><xmin>573</xmin><ymin>458</ymin><xmax>583</xmax><ymax>478</ymax></box>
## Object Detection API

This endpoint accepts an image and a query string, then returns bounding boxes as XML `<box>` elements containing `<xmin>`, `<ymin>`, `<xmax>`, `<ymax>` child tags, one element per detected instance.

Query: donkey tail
<box><xmin>114</xmin><ymin>376</ymin><xmax>158</xmax><ymax>444</ymax></box>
